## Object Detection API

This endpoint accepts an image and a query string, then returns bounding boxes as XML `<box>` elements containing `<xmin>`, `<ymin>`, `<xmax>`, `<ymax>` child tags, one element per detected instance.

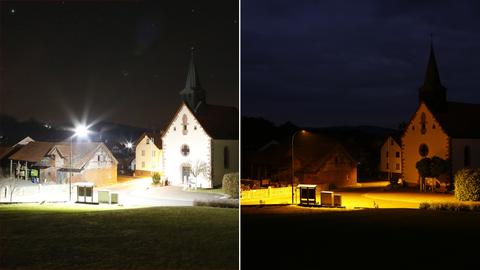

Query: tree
<box><xmin>0</xmin><ymin>179</ymin><xmax>19</xmax><ymax>202</ymax></box>
<box><xmin>416</xmin><ymin>156</ymin><xmax>449</xmax><ymax>192</ymax></box>
<box><xmin>188</xmin><ymin>160</ymin><xmax>208</xmax><ymax>189</ymax></box>
<box><xmin>416</xmin><ymin>157</ymin><xmax>432</xmax><ymax>192</ymax></box>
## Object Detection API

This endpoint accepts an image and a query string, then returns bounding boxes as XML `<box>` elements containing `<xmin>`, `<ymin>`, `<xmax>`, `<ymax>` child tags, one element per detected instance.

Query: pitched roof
<box><xmin>252</xmin><ymin>133</ymin><xmax>355</xmax><ymax>173</ymax></box>
<box><xmin>9</xmin><ymin>142</ymin><xmax>57</xmax><ymax>162</ymax></box>
<box><xmin>8</xmin><ymin>141</ymin><xmax>118</xmax><ymax>169</ymax></box>
<box><xmin>432</xmin><ymin>101</ymin><xmax>480</xmax><ymax>138</ymax></box>
<box><xmin>192</xmin><ymin>103</ymin><xmax>239</xmax><ymax>140</ymax></box>
<box><xmin>135</xmin><ymin>131</ymin><xmax>162</xmax><ymax>149</ymax></box>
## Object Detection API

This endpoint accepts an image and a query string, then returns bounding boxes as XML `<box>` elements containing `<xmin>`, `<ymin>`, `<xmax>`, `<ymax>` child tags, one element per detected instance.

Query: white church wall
<box><xmin>451</xmin><ymin>138</ymin><xmax>480</xmax><ymax>174</ymax></box>
<box><xmin>212</xmin><ymin>139</ymin><xmax>239</xmax><ymax>187</ymax></box>
<box><xmin>162</xmin><ymin>105</ymin><xmax>213</xmax><ymax>188</ymax></box>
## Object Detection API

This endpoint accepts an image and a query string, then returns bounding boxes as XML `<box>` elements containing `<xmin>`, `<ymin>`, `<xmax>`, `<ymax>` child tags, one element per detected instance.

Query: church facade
<box><xmin>161</xmin><ymin>50</ymin><xmax>238</xmax><ymax>188</ymax></box>
<box><xmin>401</xmin><ymin>43</ymin><xmax>480</xmax><ymax>187</ymax></box>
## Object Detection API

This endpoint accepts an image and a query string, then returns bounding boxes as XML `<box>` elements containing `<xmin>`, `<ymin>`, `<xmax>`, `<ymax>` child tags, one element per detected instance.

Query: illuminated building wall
<box><xmin>162</xmin><ymin>104</ymin><xmax>212</xmax><ymax>188</ymax></box>
<box><xmin>402</xmin><ymin>102</ymin><xmax>449</xmax><ymax>185</ymax></box>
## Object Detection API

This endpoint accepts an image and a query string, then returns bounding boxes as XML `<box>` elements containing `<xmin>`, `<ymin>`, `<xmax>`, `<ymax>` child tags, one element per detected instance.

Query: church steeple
<box><xmin>180</xmin><ymin>47</ymin><xmax>206</xmax><ymax>110</ymax></box>
<box><xmin>418</xmin><ymin>38</ymin><xmax>447</xmax><ymax>112</ymax></box>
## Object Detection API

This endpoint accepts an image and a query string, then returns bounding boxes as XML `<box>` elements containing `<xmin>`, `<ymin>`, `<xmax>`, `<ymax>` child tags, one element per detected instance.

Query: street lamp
<box><xmin>125</xmin><ymin>142</ymin><xmax>133</xmax><ymax>149</ymax></box>
<box><xmin>291</xmin><ymin>129</ymin><xmax>306</xmax><ymax>204</ymax></box>
<box><xmin>70</xmin><ymin>124</ymin><xmax>89</xmax><ymax>201</ymax></box>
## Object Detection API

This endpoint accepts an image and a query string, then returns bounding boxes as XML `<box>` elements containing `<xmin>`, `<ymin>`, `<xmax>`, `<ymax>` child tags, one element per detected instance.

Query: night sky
<box><xmin>1</xmin><ymin>0</ymin><xmax>238</xmax><ymax>129</ymax></box>
<box><xmin>242</xmin><ymin>0</ymin><xmax>480</xmax><ymax>129</ymax></box>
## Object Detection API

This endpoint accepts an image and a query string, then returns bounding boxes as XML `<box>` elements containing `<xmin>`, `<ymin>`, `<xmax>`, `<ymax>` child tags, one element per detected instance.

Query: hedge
<box><xmin>454</xmin><ymin>168</ymin><xmax>480</xmax><ymax>201</ymax></box>
<box><xmin>222</xmin><ymin>173</ymin><xmax>239</xmax><ymax>198</ymax></box>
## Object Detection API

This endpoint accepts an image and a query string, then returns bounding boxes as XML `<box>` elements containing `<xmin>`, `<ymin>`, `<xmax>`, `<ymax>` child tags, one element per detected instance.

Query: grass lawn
<box><xmin>242</xmin><ymin>206</ymin><xmax>480</xmax><ymax>269</ymax></box>
<box><xmin>0</xmin><ymin>204</ymin><xmax>238</xmax><ymax>269</ymax></box>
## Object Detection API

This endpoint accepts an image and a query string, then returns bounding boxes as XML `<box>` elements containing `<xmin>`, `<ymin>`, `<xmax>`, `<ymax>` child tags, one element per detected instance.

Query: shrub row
<box><xmin>419</xmin><ymin>202</ymin><xmax>480</xmax><ymax>212</ymax></box>
<box><xmin>193</xmin><ymin>199</ymin><xmax>239</xmax><ymax>208</ymax></box>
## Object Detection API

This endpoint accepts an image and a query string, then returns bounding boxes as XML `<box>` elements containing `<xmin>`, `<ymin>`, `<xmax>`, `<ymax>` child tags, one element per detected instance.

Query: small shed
<box><xmin>298</xmin><ymin>184</ymin><xmax>317</xmax><ymax>206</ymax></box>
<box><xmin>74</xmin><ymin>182</ymin><xmax>95</xmax><ymax>203</ymax></box>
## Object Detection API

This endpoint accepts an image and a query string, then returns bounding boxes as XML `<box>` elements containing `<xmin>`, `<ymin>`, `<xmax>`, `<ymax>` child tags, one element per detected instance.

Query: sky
<box><xmin>0</xmin><ymin>0</ymin><xmax>238</xmax><ymax>129</ymax></box>
<box><xmin>242</xmin><ymin>0</ymin><xmax>480</xmax><ymax>129</ymax></box>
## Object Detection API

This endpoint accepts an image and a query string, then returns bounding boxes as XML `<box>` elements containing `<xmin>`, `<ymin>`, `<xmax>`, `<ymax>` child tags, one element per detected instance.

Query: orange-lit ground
<box><xmin>241</xmin><ymin>181</ymin><xmax>460</xmax><ymax>208</ymax></box>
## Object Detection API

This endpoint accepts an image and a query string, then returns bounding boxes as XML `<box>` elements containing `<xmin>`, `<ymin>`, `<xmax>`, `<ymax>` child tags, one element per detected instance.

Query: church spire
<box><xmin>185</xmin><ymin>47</ymin><xmax>202</xmax><ymax>90</ymax></box>
<box><xmin>180</xmin><ymin>47</ymin><xmax>206</xmax><ymax>110</ymax></box>
<box><xmin>418</xmin><ymin>36</ymin><xmax>447</xmax><ymax>112</ymax></box>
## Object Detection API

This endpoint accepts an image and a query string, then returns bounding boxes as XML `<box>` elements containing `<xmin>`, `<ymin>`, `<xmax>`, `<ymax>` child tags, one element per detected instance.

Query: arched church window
<box><xmin>182</xmin><ymin>114</ymin><xmax>188</xmax><ymax>135</ymax></box>
<box><xmin>224</xmin><ymin>147</ymin><xmax>230</xmax><ymax>169</ymax></box>
<box><xmin>464</xmin><ymin>145</ymin><xmax>471</xmax><ymax>167</ymax></box>
<box><xmin>419</xmin><ymin>144</ymin><xmax>429</xmax><ymax>157</ymax></box>
<box><xmin>420</xmin><ymin>113</ymin><xmax>427</xmax><ymax>135</ymax></box>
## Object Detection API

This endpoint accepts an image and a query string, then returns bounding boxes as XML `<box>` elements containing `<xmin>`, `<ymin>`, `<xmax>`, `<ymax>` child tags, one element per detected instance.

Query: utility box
<box><xmin>110</xmin><ymin>193</ymin><xmax>118</xmax><ymax>204</ymax></box>
<box><xmin>298</xmin><ymin>184</ymin><xmax>317</xmax><ymax>206</ymax></box>
<box><xmin>334</xmin><ymin>194</ymin><xmax>342</xmax><ymax>207</ymax></box>
<box><xmin>98</xmin><ymin>190</ymin><xmax>110</xmax><ymax>204</ymax></box>
<box><xmin>320</xmin><ymin>191</ymin><xmax>334</xmax><ymax>206</ymax></box>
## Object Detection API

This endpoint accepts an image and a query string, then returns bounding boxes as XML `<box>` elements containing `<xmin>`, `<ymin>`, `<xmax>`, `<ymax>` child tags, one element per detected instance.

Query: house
<box><xmin>0</xmin><ymin>137</ymin><xmax>35</xmax><ymax>176</ymax></box>
<box><xmin>379</xmin><ymin>135</ymin><xmax>402</xmax><ymax>180</ymax></box>
<box><xmin>251</xmin><ymin>133</ymin><xmax>357</xmax><ymax>188</ymax></box>
<box><xmin>161</xmin><ymin>49</ymin><xmax>239</xmax><ymax>188</ymax></box>
<box><xmin>134</xmin><ymin>132</ymin><xmax>163</xmax><ymax>176</ymax></box>
<box><xmin>402</xmin><ymin>42</ymin><xmax>480</xmax><ymax>187</ymax></box>
<box><xmin>8</xmin><ymin>141</ymin><xmax>118</xmax><ymax>186</ymax></box>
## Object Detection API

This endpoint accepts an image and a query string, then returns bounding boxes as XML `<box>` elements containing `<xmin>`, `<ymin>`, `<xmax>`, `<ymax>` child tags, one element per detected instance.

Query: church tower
<box><xmin>180</xmin><ymin>48</ymin><xmax>206</xmax><ymax>110</ymax></box>
<box><xmin>418</xmin><ymin>41</ymin><xmax>447</xmax><ymax>112</ymax></box>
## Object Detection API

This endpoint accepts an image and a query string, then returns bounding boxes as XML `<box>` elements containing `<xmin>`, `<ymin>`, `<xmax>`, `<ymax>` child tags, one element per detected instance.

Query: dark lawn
<box><xmin>242</xmin><ymin>206</ymin><xmax>480</xmax><ymax>269</ymax></box>
<box><xmin>0</xmin><ymin>204</ymin><xmax>239</xmax><ymax>269</ymax></box>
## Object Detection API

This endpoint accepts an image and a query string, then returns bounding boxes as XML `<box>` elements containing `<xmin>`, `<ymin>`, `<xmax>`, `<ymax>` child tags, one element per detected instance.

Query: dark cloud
<box><xmin>242</xmin><ymin>0</ymin><xmax>480</xmax><ymax>128</ymax></box>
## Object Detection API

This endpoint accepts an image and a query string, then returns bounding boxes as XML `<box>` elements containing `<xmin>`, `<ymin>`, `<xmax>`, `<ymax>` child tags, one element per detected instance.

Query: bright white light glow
<box><xmin>74</xmin><ymin>124</ymin><xmax>89</xmax><ymax>138</ymax></box>
<box><xmin>126</xmin><ymin>142</ymin><xmax>133</xmax><ymax>149</ymax></box>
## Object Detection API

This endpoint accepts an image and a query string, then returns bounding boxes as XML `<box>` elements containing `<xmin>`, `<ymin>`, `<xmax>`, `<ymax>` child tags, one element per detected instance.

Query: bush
<box><xmin>454</xmin><ymin>168</ymin><xmax>480</xmax><ymax>201</ymax></box>
<box><xmin>193</xmin><ymin>199</ymin><xmax>239</xmax><ymax>208</ymax></box>
<box><xmin>152</xmin><ymin>172</ymin><xmax>162</xmax><ymax>185</ymax></box>
<box><xmin>420</xmin><ymin>201</ymin><xmax>480</xmax><ymax>211</ymax></box>
<box><xmin>222</xmin><ymin>173</ymin><xmax>239</xmax><ymax>198</ymax></box>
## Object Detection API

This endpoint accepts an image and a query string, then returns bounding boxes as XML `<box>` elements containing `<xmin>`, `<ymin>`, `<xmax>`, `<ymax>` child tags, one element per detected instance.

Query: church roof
<box><xmin>422</xmin><ymin>43</ymin><xmax>443</xmax><ymax>91</ymax></box>
<box><xmin>433</xmin><ymin>101</ymin><xmax>480</xmax><ymax>138</ymax></box>
<box><xmin>179</xmin><ymin>48</ymin><xmax>202</xmax><ymax>95</ymax></box>
<box><xmin>193</xmin><ymin>103</ymin><xmax>239</xmax><ymax>140</ymax></box>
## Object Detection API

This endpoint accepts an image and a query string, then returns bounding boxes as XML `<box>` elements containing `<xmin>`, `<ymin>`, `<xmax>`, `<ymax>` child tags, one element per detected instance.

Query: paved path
<box><xmin>241</xmin><ymin>182</ymin><xmax>458</xmax><ymax>209</ymax></box>
<box><xmin>102</xmin><ymin>178</ymin><xmax>229</xmax><ymax>206</ymax></box>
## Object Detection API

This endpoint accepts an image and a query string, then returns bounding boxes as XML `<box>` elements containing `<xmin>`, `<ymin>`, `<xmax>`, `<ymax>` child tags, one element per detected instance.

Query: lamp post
<box><xmin>291</xmin><ymin>129</ymin><xmax>305</xmax><ymax>204</ymax></box>
<box><xmin>70</xmin><ymin>124</ymin><xmax>89</xmax><ymax>201</ymax></box>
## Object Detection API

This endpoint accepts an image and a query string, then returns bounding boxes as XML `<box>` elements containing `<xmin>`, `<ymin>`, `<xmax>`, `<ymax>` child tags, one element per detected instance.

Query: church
<box><xmin>161</xmin><ymin>50</ymin><xmax>238</xmax><ymax>188</ymax></box>
<box><xmin>402</xmin><ymin>42</ymin><xmax>480</xmax><ymax>188</ymax></box>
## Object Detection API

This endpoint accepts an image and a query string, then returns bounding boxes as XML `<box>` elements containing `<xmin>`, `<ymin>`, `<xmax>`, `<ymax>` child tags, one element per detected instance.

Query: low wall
<box><xmin>241</xmin><ymin>187</ymin><xmax>291</xmax><ymax>199</ymax></box>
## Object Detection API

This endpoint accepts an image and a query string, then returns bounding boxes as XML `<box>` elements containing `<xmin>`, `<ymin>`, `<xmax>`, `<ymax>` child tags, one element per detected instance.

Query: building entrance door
<box><xmin>182</xmin><ymin>166</ymin><xmax>191</xmax><ymax>187</ymax></box>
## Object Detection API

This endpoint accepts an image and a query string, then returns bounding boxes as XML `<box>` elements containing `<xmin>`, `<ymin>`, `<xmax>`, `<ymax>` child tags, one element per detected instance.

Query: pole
<box><xmin>69</xmin><ymin>137</ymin><xmax>72</xmax><ymax>201</ymax></box>
<box><xmin>291</xmin><ymin>130</ymin><xmax>302</xmax><ymax>204</ymax></box>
